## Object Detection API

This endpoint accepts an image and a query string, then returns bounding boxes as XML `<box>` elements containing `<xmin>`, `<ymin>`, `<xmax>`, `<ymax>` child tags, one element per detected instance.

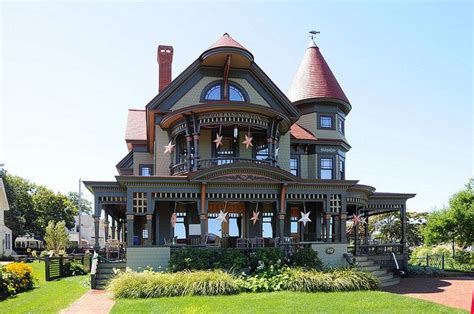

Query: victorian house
<box><xmin>84</xmin><ymin>33</ymin><xmax>414</xmax><ymax>271</ymax></box>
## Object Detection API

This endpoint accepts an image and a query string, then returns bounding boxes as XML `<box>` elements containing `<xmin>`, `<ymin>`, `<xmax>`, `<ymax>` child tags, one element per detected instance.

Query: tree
<box><xmin>44</xmin><ymin>221</ymin><xmax>69</xmax><ymax>255</ymax></box>
<box><xmin>66</xmin><ymin>192</ymin><xmax>92</xmax><ymax>215</ymax></box>
<box><xmin>32</xmin><ymin>186</ymin><xmax>77</xmax><ymax>237</ymax></box>
<box><xmin>423</xmin><ymin>178</ymin><xmax>474</xmax><ymax>257</ymax></box>
<box><xmin>370</xmin><ymin>212</ymin><xmax>427</xmax><ymax>247</ymax></box>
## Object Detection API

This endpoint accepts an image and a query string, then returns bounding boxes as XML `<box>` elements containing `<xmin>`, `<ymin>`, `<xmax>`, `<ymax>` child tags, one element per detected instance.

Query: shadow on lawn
<box><xmin>381</xmin><ymin>277</ymin><xmax>472</xmax><ymax>295</ymax></box>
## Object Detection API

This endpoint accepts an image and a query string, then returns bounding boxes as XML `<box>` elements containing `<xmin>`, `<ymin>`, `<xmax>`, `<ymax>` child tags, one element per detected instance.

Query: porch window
<box><xmin>214</xmin><ymin>129</ymin><xmax>237</xmax><ymax>163</ymax></box>
<box><xmin>254</xmin><ymin>133</ymin><xmax>269</xmax><ymax>161</ymax></box>
<box><xmin>174</xmin><ymin>215</ymin><xmax>186</xmax><ymax>239</ymax></box>
<box><xmin>228</xmin><ymin>213</ymin><xmax>242</xmax><ymax>237</ymax></box>
<box><xmin>208</xmin><ymin>213</ymin><xmax>222</xmax><ymax>237</ymax></box>
<box><xmin>262</xmin><ymin>212</ymin><xmax>273</xmax><ymax>238</ymax></box>
<box><xmin>290</xmin><ymin>157</ymin><xmax>299</xmax><ymax>176</ymax></box>
<box><xmin>320</xmin><ymin>158</ymin><xmax>333</xmax><ymax>180</ymax></box>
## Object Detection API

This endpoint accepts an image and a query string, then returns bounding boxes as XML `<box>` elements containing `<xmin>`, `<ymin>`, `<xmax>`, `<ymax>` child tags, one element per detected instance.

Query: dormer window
<box><xmin>203</xmin><ymin>82</ymin><xmax>246</xmax><ymax>102</ymax></box>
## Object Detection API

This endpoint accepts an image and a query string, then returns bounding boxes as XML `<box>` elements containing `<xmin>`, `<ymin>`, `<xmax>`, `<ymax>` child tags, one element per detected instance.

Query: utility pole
<box><xmin>78</xmin><ymin>178</ymin><xmax>82</xmax><ymax>249</ymax></box>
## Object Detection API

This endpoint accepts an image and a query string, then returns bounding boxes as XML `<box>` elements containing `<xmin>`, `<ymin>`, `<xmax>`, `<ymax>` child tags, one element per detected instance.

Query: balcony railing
<box><xmin>170</xmin><ymin>157</ymin><xmax>273</xmax><ymax>176</ymax></box>
<box><xmin>355</xmin><ymin>244</ymin><xmax>404</xmax><ymax>255</ymax></box>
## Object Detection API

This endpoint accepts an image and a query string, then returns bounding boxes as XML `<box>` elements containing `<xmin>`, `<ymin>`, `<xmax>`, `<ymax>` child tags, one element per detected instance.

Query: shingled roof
<box><xmin>290</xmin><ymin>123</ymin><xmax>317</xmax><ymax>141</ymax></box>
<box><xmin>287</xmin><ymin>39</ymin><xmax>349</xmax><ymax>104</ymax></box>
<box><xmin>208</xmin><ymin>33</ymin><xmax>248</xmax><ymax>51</ymax></box>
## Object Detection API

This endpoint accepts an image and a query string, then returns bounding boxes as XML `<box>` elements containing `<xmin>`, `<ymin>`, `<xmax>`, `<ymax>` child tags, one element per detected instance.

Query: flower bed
<box><xmin>1</xmin><ymin>262</ymin><xmax>37</xmax><ymax>299</ymax></box>
<box><xmin>108</xmin><ymin>267</ymin><xmax>378</xmax><ymax>298</ymax></box>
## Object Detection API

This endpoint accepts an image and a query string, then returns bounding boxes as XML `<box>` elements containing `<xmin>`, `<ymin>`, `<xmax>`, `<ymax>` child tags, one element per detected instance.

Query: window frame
<box><xmin>139</xmin><ymin>164</ymin><xmax>154</xmax><ymax>176</ymax></box>
<box><xmin>339</xmin><ymin>157</ymin><xmax>345</xmax><ymax>180</ymax></box>
<box><xmin>319</xmin><ymin>156</ymin><xmax>334</xmax><ymax>180</ymax></box>
<box><xmin>211</xmin><ymin>129</ymin><xmax>238</xmax><ymax>159</ymax></box>
<box><xmin>337</xmin><ymin>115</ymin><xmax>345</xmax><ymax>134</ymax></box>
<box><xmin>318</xmin><ymin>113</ymin><xmax>335</xmax><ymax>130</ymax></box>
<box><xmin>201</xmin><ymin>80</ymin><xmax>248</xmax><ymax>103</ymax></box>
<box><xmin>290</xmin><ymin>155</ymin><xmax>300</xmax><ymax>176</ymax></box>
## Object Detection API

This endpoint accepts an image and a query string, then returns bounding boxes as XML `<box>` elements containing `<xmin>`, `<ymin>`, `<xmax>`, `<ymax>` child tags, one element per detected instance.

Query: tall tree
<box><xmin>66</xmin><ymin>192</ymin><xmax>93</xmax><ymax>215</ymax></box>
<box><xmin>423</xmin><ymin>178</ymin><xmax>474</xmax><ymax>256</ymax></box>
<box><xmin>370</xmin><ymin>212</ymin><xmax>427</xmax><ymax>247</ymax></box>
<box><xmin>44</xmin><ymin>220</ymin><xmax>69</xmax><ymax>255</ymax></box>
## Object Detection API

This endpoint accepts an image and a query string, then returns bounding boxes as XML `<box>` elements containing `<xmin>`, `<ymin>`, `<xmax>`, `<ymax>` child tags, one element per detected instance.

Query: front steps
<box><xmin>93</xmin><ymin>261</ymin><xmax>126</xmax><ymax>290</ymax></box>
<box><xmin>352</xmin><ymin>256</ymin><xmax>400</xmax><ymax>287</ymax></box>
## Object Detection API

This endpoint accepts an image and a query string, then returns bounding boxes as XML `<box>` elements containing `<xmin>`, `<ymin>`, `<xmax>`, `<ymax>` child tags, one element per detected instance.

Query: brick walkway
<box><xmin>60</xmin><ymin>290</ymin><xmax>115</xmax><ymax>314</ymax></box>
<box><xmin>383</xmin><ymin>276</ymin><xmax>473</xmax><ymax>311</ymax></box>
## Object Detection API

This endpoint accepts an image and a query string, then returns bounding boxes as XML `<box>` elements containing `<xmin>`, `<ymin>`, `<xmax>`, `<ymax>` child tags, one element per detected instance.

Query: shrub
<box><xmin>169</xmin><ymin>248</ymin><xmax>248</xmax><ymax>272</ymax></box>
<box><xmin>284</xmin><ymin>268</ymin><xmax>379</xmax><ymax>292</ymax></box>
<box><xmin>1</xmin><ymin>262</ymin><xmax>36</xmax><ymax>297</ymax></box>
<box><xmin>108</xmin><ymin>270</ymin><xmax>240</xmax><ymax>298</ymax></box>
<box><xmin>290</xmin><ymin>247</ymin><xmax>323</xmax><ymax>270</ymax></box>
<box><xmin>249</xmin><ymin>248</ymin><xmax>284</xmax><ymax>273</ymax></box>
<box><xmin>237</xmin><ymin>266</ymin><xmax>290</xmax><ymax>292</ymax></box>
<box><xmin>407</xmin><ymin>265</ymin><xmax>444</xmax><ymax>277</ymax></box>
<box><xmin>63</xmin><ymin>261</ymin><xmax>86</xmax><ymax>276</ymax></box>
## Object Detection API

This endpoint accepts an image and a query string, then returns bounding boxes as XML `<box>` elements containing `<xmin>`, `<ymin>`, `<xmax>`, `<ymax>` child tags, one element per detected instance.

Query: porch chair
<box><xmin>236</xmin><ymin>238</ymin><xmax>250</xmax><ymax>249</ymax></box>
<box><xmin>106</xmin><ymin>239</ymin><xmax>121</xmax><ymax>260</ymax></box>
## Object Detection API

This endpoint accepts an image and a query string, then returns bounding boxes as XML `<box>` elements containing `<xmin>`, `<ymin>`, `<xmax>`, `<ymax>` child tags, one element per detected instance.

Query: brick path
<box><xmin>383</xmin><ymin>276</ymin><xmax>473</xmax><ymax>311</ymax></box>
<box><xmin>60</xmin><ymin>290</ymin><xmax>115</xmax><ymax>314</ymax></box>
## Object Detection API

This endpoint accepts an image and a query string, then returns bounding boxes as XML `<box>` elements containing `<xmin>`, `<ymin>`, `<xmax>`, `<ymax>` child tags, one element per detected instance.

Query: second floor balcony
<box><xmin>170</xmin><ymin>157</ymin><xmax>273</xmax><ymax>176</ymax></box>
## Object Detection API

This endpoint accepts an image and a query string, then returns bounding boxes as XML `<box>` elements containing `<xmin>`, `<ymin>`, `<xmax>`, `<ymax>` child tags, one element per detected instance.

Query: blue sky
<box><xmin>1</xmin><ymin>1</ymin><xmax>472</xmax><ymax>211</ymax></box>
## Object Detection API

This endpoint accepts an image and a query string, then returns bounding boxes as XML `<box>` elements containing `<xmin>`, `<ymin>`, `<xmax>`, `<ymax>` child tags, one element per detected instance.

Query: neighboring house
<box><xmin>0</xmin><ymin>178</ymin><xmax>13</xmax><ymax>256</ymax></box>
<box><xmin>84</xmin><ymin>33</ymin><xmax>415</xmax><ymax>269</ymax></box>
<box><xmin>68</xmin><ymin>215</ymin><xmax>107</xmax><ymax>249</ymax></box>
<box><xmin>14</xmin><ymin>235</ymin><xmax>43</xmax><ymax>251</ymax></box>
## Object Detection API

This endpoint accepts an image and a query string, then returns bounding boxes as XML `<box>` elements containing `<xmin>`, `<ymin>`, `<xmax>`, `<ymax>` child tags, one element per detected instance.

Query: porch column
<box><xmin>325</xmin><ymin>213</ymin><xmax>331</xmax><ymax>242</ymax></box>
<box><xmin>193</xmin><ymin>133</ymin><xmax>200</xmax><ymax>171</ymax></box>
<box><xmin>400</xmin><ymin>204</ymin><xmax>408</xmax><ymax>268</ymax></box>
<box><xmin>93</xmin><ymin>215</ymin><xmax>100</xmax><ymax>251</ymax></box>
<box><xmin>199</xmin><ymin>183</ymin><xmax>208</xmax><ymax>240</ymax></box>
<box><xmin>111</xmin><ymin>219</ymin><xmax>116</xmax><ymax>240</ymax></box>
<box><xmin>117</xmin><ymin>222</ymin><xmax>122</xmax><ymax>242</ymax></box>
<box><xmin>333</xmin><ymin>214</ymin><xmax>340</xmax><ymax>242</ymax></box>
<box><xmin>364</xmin><ymin>216</ymin><xmax>369</xmax><ymax>244</ymax></box>
<box><xmin>126</xmin><ymin>214</ymin><xmax>134</xmax><ymax>246</ymax></box>
<box><xmin>104</xmin><ymin>214</ymin><xmax>109</xmax><ymax>242</ymax></box>
<box><xmin>186</xmin><ymin>135</ymin><xmax>193</xmax><ymax>171</ymax></box>
<box><xmin>279</xmin><ymin>184</ymin><xmax>287</xmax><ymax>237</ymax></box>
<box><xmin>146</xmin><ymin>214</ymin><xmax>153</xmax><ymax>245</ymax></box>
<box><xmin>340</xmin><ymin>213</ymin><xmax>347</xmax><ymax>243</ymax></box>
<box><xmin>267</xmin><ymin>137</ymin><xmax>274</xmax><ymax>165</ymax></box>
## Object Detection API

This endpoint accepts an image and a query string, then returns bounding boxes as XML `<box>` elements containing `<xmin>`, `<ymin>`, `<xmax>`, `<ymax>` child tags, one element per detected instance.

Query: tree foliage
<box><xmin>44</xmin><ymin>220</ymin><xmax>69</xmax><ymax>255</ymax></box>
<box><xmin>370</xmin><ymin>212</ymin><xmax>427</xmax><ymax>247</ymax></box>
<box><xmin>423</xmin><ymin>178</ymin><xmax>474</xmax><ymax>249</ymax></box>
<box><xmin>66</xmin><ymin>192</ymin><xmax>93</xmax><ymax>215</ymax></box>
<box><xmin>1</xmin><ymin>172</ymin><xmax>79</xmax><ymax>239</ymax></box>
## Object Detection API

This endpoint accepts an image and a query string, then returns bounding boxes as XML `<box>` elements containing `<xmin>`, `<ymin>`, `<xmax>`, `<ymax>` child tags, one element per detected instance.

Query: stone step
<box><xmin>356</xmin><ymin>260</ymin><xmax>374</xmax><ymax>267</ymax></box>
<box><xmin>378</xmin><ymin>276</ymin><xmax>400</xmax><ymax>287</ymax></box>
<box><xmin>353</xmin><ymin>256</ymin><xmax>368</xmax><ymax>262</ymax></box>
<box><xmin>96</xmin><ymin>268</ymin><xmax>125</xmax><ymax>275</ymax></box>
<box><xmin>371</xmin><ymin>269</ymin><xmax>388</xmax><ymax>276</ymax></box>
<box><xmin>357</xmin><ymin>265</ymin><xmax>381</xmax><ymax>272</ymax></box>
<box><xmin>95</xmin><ymin>273</ymin><xmax>116</xmax><ymax>280</ymax></box>
<box><xmin>377</xmin><ymin>273</ymin><xmax>394</xmax><ymax>282</ymax></box>
<box><xmin>98</xmin><ymin>262</ymin><xmax>126</xmax><ymax>269</ymax></box>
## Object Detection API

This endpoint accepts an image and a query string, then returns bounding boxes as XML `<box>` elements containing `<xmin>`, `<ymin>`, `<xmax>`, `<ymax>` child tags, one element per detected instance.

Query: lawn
<box><xmin>0</xmin><ymin>261</ymin><xmax>89</xmax><ymax>314</ymax></box>
<box><xmin>111</xmin><ymin>290</ymin><xmax>465</xmax><ymax>314</ymax></box>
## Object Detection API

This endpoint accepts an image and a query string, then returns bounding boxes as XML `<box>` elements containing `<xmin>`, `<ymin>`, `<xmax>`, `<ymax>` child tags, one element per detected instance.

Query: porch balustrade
<box><xmin>355</xmin><ymin>244</ymin><xmax>403</xmax><ymax>255</ymax></box>
<box><xmin>170</xmin><ymin>157</ymin><xmax>273</xmax><ymax>175</ymax></box>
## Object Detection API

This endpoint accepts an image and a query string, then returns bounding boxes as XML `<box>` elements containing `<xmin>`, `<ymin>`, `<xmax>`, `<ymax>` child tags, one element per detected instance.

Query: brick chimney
<box><xmin>157</xmin><ymin>45</ymin><xmax>173</xmax><ymax>92</ymax></box>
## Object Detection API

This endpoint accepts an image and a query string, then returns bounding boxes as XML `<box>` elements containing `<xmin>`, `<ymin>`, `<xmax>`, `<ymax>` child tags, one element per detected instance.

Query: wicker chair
<box><xmin>105</xmin><ymin>239</ymin><xmax>121</xmax><ymax>260</ymax></box>
<box><xmin>236</xmin><ymin>238</ymin><xmax>250</xmax><ymax>249</ymax></box>
<box><xmin>252</xmin><ymin>237</ymin><xmax>265</xmax><ymax>248</ymax></box>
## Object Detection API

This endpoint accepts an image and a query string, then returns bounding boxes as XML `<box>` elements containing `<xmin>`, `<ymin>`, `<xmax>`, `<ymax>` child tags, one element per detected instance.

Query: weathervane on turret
<box><xmin>309</xmin><ymin>30</ymin><xmax>320</xmax><ymax>40</ymax></box>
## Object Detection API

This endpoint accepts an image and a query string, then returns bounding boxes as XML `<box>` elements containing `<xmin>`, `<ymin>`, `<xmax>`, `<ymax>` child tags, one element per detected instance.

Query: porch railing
<box><xmin>355</xmin><ymin>244</ymin><xmax>403</xmax><ymax>255</ymax></box>
<box><xmin>170</xmin><ymin>157</ymin><xmax>273</xmax><ymax>175</ymax></box>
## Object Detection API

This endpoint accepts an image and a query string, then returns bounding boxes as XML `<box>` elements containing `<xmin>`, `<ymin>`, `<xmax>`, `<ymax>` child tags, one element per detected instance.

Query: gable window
<box><xmin>229</xmin><ymin>84</ymin><xmax>245</xmax><ymax>101</ymax></box>
<box><xmin>320</xmin><ymin>158</ymin><xmax>333</xmax><ymax>180</ymax></box>
<box><xmin>320</xmin><ymin>115</ymin><xmax>333</xmax><ymax>129</ymax></box>
<box><xmin>203</xmin><ymin>82</ymin><xmax>246</xmax><ymax>102</ymax></box>
<box><xmin>140</xmin><ymin>165</ymin><xmax>153</xmax><ymax>176</ymax></box>
<box><xmin>205</xmin><ymin>84</ymin><xmax>222</xmax><ymax>100</ymax></box>
<box><xmin>338</xmin><ymin>116</ymin><xmax>345</xmax><ymax>134</ymax></box>
<box><xmin>339</xmin><ymin>158</ymin><xmax>345</xmax><ymax>180</ymax></box>
<box><xmin>290</xmin><ymin>157</ymin><xmax>299</xmax><ymax>176</ymax></box>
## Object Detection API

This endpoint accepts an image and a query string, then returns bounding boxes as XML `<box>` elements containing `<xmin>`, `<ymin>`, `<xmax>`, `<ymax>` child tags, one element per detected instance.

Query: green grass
<box><xmin>0</xmin><ymin>261</ymin><xmax>89</xmax><ymax>314</ymax></box>
<box><xmin>111</xmin><ymin>291</ymin><xmax>466</xmax><ymax>314</ymax></box>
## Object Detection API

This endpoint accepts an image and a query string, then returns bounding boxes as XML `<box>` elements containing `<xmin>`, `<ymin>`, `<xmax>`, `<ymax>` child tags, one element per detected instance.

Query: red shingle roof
<box><xmin>208</xmin><ymin>33</ymin><xmax>248</xmax><ymax>51</ymax></box>
<box><xmin>125</xmin><ymin>109</ymin><xmax>146</xmax><ymax>141</ymax></box>
<box><xmin>287</xmin><ymin>40</ymin><xmax>349</xmax><ymax>104</ymax></box>
<box><xmin>290</xmin><ymin>123</ymin><xmax>317</xmax><ymax>141</ymax></box>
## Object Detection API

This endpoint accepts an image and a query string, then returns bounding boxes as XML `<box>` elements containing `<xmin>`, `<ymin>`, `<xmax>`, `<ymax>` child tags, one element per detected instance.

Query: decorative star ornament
<box><xmin>298</xmin><ymin>211</ymin><xmax>312</xmax><ymax>227</ymax></box>
<box><xmin>351</xmin><ymin>214</ymin><xmax>367</xmax><ymax>226</ymax></box>
<box><xmin>250</xmin><ymin>210</ymin><xmax>260</xmax><ymax>225</ymax></box>
<box><xmin>170</xmin><ymin>213</ymin><xmax>177</xmax><ymax>228</ymax></box>
<box><xmin>216</xmin><ymin>210</ymin><xmax>228</xmax><ymax>224</ymax></box>
<box><xmin>164</xmin><ymin>141</ymin><xmax>175</xmax><ymax>154</ymax></box>
<box><xmin>214</xmin><ymin>133</ymin><xmax>223</xmax><ymax>149</ymax></box>
<box><xmin>242</xmin><ymin>134</ymin><xmax>253</xmax><ymax>149</ymax></box>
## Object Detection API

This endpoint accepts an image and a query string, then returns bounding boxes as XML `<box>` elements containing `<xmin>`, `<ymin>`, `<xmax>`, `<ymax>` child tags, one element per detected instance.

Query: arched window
<box><xmin>205</xmin><ymin>84</ymin><xmax>222</xmax><ymax>100</ymax></box>
<box><xmin>229</xmin><ymin>84</ymin><xmax>245</xmax><ymax>102</ymax></box>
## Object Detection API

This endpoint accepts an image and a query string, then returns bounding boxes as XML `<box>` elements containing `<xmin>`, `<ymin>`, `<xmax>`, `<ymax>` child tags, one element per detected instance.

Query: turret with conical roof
<box><xmin>288</xmin><ymin>38</ymin><xmax>351</xmax><ymax>115</ymax></box>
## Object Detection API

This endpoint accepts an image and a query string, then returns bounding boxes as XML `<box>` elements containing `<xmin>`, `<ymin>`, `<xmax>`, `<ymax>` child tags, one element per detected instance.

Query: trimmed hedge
<box><xmin>169</xmin><ymin>248</ymin><xmax>248</xmax><ymax>272</ymax></box>
<box><xmin>108</xmin><ymin>270</ymin><xmax>240</xmax><ymax>298</ymax></box>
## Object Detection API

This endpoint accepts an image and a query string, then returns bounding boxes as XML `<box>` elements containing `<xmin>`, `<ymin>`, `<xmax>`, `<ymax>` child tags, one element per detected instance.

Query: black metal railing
<box><xmin>356</xmin><ymin>244</ymin><xmax>403</xmax><ymax>255</ymax></box>
<box><xmin>170</xmin><ymin>157</ymin><xmax>273</xmax><ymax>175</ymax></box>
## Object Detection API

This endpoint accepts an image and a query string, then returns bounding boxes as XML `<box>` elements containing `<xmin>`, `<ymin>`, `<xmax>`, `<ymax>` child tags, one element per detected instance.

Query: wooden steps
<box><xmin>93</xmin><ymin>261</ymin><xmax>126</xmax><ymax>290</ymax></box>
<box><xmin>352</xmin><ymin>256</ymin><xmax>400</xmax><ymax>287</ymax></box>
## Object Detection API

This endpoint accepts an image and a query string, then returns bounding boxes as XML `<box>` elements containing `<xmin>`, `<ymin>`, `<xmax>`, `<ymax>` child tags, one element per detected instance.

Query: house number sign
<box><xmin>325</xmin><ymin>247</ymin><xmax>335</xmax><ymax>254</ymax></box>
